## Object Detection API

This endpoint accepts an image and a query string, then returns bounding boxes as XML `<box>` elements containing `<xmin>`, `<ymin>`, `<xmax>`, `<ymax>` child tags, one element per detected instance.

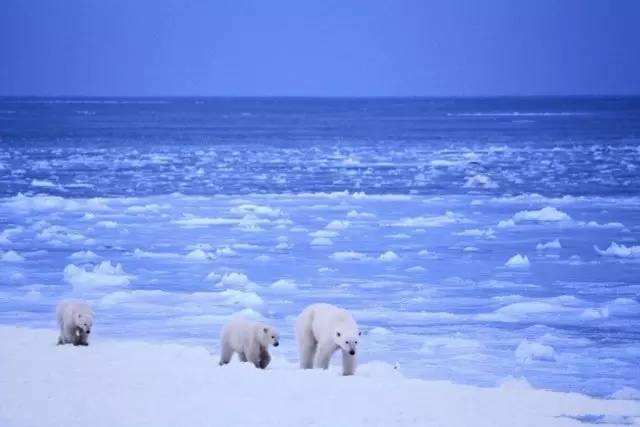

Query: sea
<box><xmin>1</xmin><ymin>96</ymin><xmax>639</xmax><ymax>397</ymax></box>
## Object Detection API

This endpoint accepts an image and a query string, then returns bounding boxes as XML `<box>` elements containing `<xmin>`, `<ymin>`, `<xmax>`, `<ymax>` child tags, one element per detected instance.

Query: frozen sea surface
<box><xmin>1</xmin><ymin>97</ymin><xmax>639</xmax><ymax>398</ymax></box>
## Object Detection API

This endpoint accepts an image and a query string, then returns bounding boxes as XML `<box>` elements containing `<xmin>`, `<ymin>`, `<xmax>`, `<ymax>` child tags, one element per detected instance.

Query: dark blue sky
<box><xmin>1</xmin><ymin>0</ymin><xmax>639</xmax><ymax>96</ymax></box>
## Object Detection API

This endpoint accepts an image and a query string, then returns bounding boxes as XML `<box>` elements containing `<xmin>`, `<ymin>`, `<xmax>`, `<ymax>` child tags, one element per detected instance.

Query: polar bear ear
<box><xmin>336</xmin><ymin>331</ymin><xmax>341</xmax><ymax>337</ymax></box>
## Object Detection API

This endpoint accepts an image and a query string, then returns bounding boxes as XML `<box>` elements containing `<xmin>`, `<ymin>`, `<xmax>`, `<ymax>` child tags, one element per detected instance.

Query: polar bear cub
<box><xmin>56</xmin><ymin>299</ymin><xmax>93</xmax><ymax>346</ymax></box>
<box><xmin>295</xmin><ymin>303</ymin><xmax>361</xmax><ymax>375</ymax></box>
<box><xmin>219</xmin><ymin>316</ymin><xmax>280</xmax><ymax>369</ymax></box>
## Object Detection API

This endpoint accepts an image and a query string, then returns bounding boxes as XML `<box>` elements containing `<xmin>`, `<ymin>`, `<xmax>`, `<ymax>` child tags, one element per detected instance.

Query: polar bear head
<box><xmin>75</xmin><ymin>312</ymin><xmax>93</xmax><ymax>334</ymax></box>
<box><xmin>334</xmin><ymin>327</ymin><xmax>361</xmax><ymax>356</ymax></box>
<box><xmin>257</xmin><ymin>325</ymin><xmax>280</xmax><ymax>347</ymax></box>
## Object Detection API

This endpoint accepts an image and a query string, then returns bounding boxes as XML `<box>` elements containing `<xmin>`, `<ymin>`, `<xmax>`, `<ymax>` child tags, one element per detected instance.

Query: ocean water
<box><xmin>1</xmin><ymin>96</ymin><xmax>639</xmax><ymax>397</ymax></box>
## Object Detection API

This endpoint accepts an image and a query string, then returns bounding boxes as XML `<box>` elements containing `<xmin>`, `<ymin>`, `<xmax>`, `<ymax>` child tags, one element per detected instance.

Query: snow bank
<box><xmin>0</xmin><ymin>326</ymin><xmax>637</xmax><ymax>427</ymax></box>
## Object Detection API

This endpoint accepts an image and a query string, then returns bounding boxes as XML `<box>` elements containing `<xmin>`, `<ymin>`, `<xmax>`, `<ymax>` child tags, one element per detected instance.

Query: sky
<box><xmin>1</xmin><ymin>0</ymin><xmax>639</xmax><ymax>97</ymax></box>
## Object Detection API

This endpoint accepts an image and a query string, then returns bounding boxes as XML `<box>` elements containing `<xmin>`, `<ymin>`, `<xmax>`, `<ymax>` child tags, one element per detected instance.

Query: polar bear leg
<box><xmin>238</xmin><ymin>352</ymin><xmax>248</xmax><ymax>362</ymax></box>
<box><xmin>341</xmin><ymin>349</ymin><xmax>356</xmax><ymax>376</ymax></box>
<box><xmin>219</xmin><ymin>341</ymin><xmax>233</xmax><ymax>365</ymax></box>
<box><xmin>57</xmin><ymin>326</ymin><xmax>64</xmax><ymax>345</ymax></box>
<box><xmin>246</xmin><ymin>343</ymin><xmax>262</xmax><ymax>368</ymax></box>
<box><xmin>78</xmin><ymin>331</ymin><xmax>89</xmax><ymax>346</ymax></box>
<box><xmin>299</xmin><ymin>338</ymin><xmax>316</xmax><ymax>369</ymax></box>
<box><xmin>296</xmin><ymin>319</ymin><xmax>317</xmax><ymax>369</ymax></box>
<box><xmin>314</xmin><ymin>341</ymin><xmax>336</xmax><ymax>369</ymax></box>
<box><xmin>258</xmin><ymin>347</ymin><xmax>271</xmax><ymax>369</ymax></box>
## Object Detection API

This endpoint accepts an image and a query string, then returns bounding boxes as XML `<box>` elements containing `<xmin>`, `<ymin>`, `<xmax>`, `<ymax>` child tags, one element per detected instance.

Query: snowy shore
<box><xmin>1</xmin><ymin>326</ymin><xmax>638</xmax><ymax>427</ymax></box>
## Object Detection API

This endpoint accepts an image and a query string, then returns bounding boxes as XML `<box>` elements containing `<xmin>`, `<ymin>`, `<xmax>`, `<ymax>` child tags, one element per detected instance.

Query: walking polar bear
<box><xmin>219</xmin><ymin>316</ymin><xmax>280</xmax><ymax>369</ymax></box>
<box><xmin>56</xmin><ymin>300</ymin><xmax>93</xmax><ymax>346</ymax></box>
<box><xmin>296</xmin><ymin>303</ymin><xmax>361</xmax><ymax>376</ymax></box>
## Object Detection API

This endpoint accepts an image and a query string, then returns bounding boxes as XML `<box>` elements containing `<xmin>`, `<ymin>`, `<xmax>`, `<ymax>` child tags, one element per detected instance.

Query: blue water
<box><xmin>1</xmin><ymin>97</ymin><xmax>639</xmax><ymax>397</ymax></box>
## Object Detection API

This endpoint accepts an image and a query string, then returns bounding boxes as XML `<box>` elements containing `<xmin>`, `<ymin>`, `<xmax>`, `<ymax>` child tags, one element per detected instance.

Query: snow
<box><xmin>1</xmin><ymin>326</ymin><xmax>638</xmax><ymax>427</ymax></box>
<box><xmin>505</xmin><ymin>254</ymin><xmax>530</xmax><ymax>269</ymax></box>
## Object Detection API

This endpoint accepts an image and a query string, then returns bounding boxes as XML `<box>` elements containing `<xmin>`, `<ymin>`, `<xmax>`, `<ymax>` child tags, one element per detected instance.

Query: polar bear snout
<box><xmin>273</xmin><ymin>341</ymin><xmax>279</xmax><ymax>347</ymax></box>
<box><xmin>349</xmin><ymin>349</ymin><xmax>355</xmax><ymax>355</ymax></box>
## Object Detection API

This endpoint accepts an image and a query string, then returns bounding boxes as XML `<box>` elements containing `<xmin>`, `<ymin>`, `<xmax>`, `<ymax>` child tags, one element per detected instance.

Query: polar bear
<box><xmin>295</xmin><ymin>303</ymin><xmax>361</xmax><ymax>375</ymax></box>
<box><xmin>56</xmin><ymin>299</ymin><xmax>93</xmax><ymax>346</ymax></box>
<box><xmin>219</xmin><ymin>316</ymin><xmax>279</xmax><ymax>369</ymax></box>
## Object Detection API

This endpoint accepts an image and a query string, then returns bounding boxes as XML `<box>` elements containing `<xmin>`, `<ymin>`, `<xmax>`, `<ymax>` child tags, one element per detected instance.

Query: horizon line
<box><xmin>1</xmin><ymin>93</ymin><xmax>640</xmax><ymax>99</ymax></box>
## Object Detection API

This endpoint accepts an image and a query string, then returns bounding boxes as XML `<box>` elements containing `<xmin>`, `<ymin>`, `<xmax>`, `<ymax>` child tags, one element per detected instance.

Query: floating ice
<box><xmin>389</xmin><ymin>211</ymin><xmax>461</xmax><ymax>228</ymax></box>
<box><xmin>378</xmin><ymin>251</ymin><xmax>400</xmax><ymax>262</ymax></box>
<box><xmin>69</xmin><ymin>250</ymin><xmax>100</xmax><ymax>260</ymax></box>
<box><xmin>325</xmin><ymin>220</ymin><xmax>350</xmax><ymax>230</ymax></box>
<box><xmin>330</xmin><ymin>251</ymin><xmax>370</xmax><ymax>261</ymax></box>
<box><xmin>456</xmin><ymin>228</ymin><xmax>495</xmax><ymax>239</ymax></box>
<box><xmin>270</xmin><ymin>279</ymin><xmax>298</xmax><ymax>291</ymax></box>
<box><xmin>505</xmin><ymin>254</ymin><xmax>530</xmax><ymax>268</ymax></box>
<box><xmin>230</xmin><ymin>204</ymin><xmax>282</xmax><ymax>217</ymax></box>
<box><xmin>63</xmin><ymin>261</ymin><xmax>132</xmax><ymax>289</ymax></box>
<box><xmin>536</xmin><ymin>239</ymin><xmax>562</xmax><ymax>250</ymax></box>
<box><xmin>594</xmin><ymin>242</ymin><xmax>640</xmax><ymax>258</ymax></box>
<box><xmin>185</xmin><ymin>249</ymin><xmax>214</xmax><ymax>261</ymax></box>
<box><xmin>31</xmin><ymin>179</ymin><xmax>56</xmax><ymax>188</ymax></box>
<box><xmin>512</xmin><ymin>207</ymin><xmax>571</xmax><ymax>223</ymax></box>
<box><xmin>216</xmin><ymin>272</ymin><xmax>253</xmax><ymax>289</ymax></box>
<box><xmin>1</xmin><ymin>250</ymin><xmax>25</xmax><ymax>263</ymax></box>
<box><xmin>464</xmin><ymin>174</ymin><xmax>498</xmax><ymax>189</ymax></box>
<box><xmin>310</xmin><ymin>237</ymin><xmax>333</xmax><ymax>246</ymax></box>
<box><xmin>96</xmin><ymin>220</ymin><xmax>118</xmax><ymax>229</ymax></box>
<box><xmin>515</xmin><ymin>339</ymin><xmax>556</xmax><ymax>363</ymax></box>
<box><xmin>133</xmin><ymin>249</ymin><xmax>181</xmax><ymax>259</ymax></box>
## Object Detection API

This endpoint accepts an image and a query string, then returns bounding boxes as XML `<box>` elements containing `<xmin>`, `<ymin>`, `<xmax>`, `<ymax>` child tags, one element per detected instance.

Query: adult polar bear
<box><xmin>295</xmin><ymin>303</ymin><xmax>361</xmax><ymax>375</ymax></box>
<box><xmin>56</xmin><ymin>300</ymin><xmax>93</xmax><ymax>346</ymax></box>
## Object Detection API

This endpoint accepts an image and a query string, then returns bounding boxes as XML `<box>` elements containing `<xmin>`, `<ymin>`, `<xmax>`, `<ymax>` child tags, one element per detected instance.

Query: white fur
<box><xmin>295</xmin><ymin>303</ymin><xmax>361</xmax><ymax>375</ymax></box>
<box><xmin>219</xmin><ymin>317</ymin><xmax>279</xmax><ymax>369</ymax></box>
<box><xmin>56</xmin><ymin>299</ymin><xmax>93</xmax><ymax>346</ymax></box>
